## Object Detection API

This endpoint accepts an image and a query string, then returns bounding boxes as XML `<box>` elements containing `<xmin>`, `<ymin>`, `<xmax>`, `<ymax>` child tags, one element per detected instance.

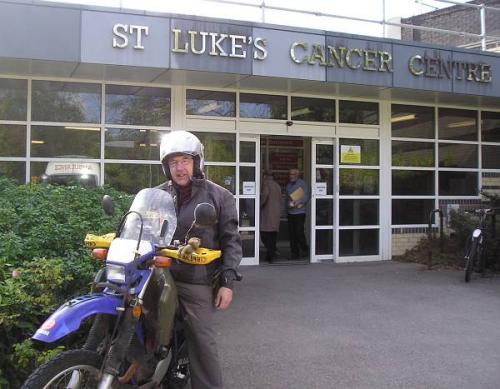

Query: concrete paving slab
<box><xmin>214</xmin><ymin>261</ymin><xmax>500</xmax><ymax>389</ymax></box>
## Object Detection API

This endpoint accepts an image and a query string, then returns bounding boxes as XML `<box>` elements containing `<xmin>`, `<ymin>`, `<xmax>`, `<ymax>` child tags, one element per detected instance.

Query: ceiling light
<box><xmin>447</xmin><ymin>120</ymin><xmax>476</xmax><ymax>128</ymax></box>
<box><xmin>391</xmin><ymin>114</ymin><xmax>416</xmax><ymax>123</ymax></box>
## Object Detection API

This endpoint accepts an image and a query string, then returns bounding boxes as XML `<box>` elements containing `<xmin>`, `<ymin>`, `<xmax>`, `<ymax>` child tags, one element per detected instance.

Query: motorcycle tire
<box><xmin>21</xmin><ymin>349</ymin><xmax>102</xmax><ymax>389</ymax></box>
<box><xmin>464</xmin><ymin>239</ymin><xmax>478</xmax><ymax>283</ymax></box>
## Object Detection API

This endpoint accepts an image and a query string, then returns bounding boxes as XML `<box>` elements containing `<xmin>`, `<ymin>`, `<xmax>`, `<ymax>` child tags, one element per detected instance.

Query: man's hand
<box><xmin>215</xmin><ymin>287</ymin><xmax>233</xmax><ymax>310</ymax></box>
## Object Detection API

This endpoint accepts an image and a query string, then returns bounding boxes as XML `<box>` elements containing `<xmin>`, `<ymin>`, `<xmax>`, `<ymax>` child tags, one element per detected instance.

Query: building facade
<box><xmin>1</xmin><ymin>1</ymin><xmax>500</xmax><ymax>266</ymax></box>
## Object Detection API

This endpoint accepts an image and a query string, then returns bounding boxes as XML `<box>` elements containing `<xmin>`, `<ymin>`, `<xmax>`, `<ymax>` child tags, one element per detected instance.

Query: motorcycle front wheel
<box><xmin>21</xmin><ymin>349</ymin><xmax>102</xmax><ymax>389</ymax></box>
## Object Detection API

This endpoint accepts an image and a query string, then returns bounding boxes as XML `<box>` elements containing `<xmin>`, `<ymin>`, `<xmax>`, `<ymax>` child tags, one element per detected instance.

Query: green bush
<box><xmin>0</xmin><ymin>177</ymin><xmax>133</xmax><ymax>387</ymax></box>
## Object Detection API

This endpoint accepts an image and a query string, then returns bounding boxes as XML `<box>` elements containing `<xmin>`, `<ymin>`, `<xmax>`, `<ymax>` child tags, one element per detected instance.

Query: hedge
<box><xmin>0</xmin><ymin>177</ymin><xmax>132</xmax><ymax>387</ymax></box>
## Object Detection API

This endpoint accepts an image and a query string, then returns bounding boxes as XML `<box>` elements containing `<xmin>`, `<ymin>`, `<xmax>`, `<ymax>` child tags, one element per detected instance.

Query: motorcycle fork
<box><xmin>97</xmin><ymin>306</ymin><xmax>140</xmax><ymax>389</ymax></box>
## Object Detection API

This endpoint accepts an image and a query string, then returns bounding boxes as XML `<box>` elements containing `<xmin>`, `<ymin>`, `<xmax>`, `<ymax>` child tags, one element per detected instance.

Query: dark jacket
<box><xmin>157</xmin><ymin>178</ymin><xmax>242</xmax><ymax>287</ymax></box>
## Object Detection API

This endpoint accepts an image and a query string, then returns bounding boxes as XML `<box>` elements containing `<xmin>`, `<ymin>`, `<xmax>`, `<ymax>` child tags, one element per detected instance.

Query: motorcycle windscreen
<box><xmin>120</xmin><ymin>188</ymin><xmax>177</xmax><ymax>247</ymax></box>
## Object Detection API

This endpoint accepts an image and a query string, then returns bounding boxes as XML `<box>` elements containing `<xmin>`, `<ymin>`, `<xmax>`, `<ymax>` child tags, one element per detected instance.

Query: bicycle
<box><xmin>463</xmin><ymin>207</ymin><xmax>498</xmax><ymax>282</ymax></box>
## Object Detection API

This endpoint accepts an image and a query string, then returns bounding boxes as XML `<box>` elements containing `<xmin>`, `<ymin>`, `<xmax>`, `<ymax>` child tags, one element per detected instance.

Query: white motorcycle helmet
<box><xmin>160</xmin><ymin>130</ymin><xmax>205</xmax><ymax>179</ymax></box>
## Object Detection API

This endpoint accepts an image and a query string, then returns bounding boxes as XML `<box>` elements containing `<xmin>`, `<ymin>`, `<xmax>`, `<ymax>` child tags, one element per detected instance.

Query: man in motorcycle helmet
<box><xmin>158</xmin><ymin>130</ymin><xmax>242</xmax><ymax>389</ymax></box>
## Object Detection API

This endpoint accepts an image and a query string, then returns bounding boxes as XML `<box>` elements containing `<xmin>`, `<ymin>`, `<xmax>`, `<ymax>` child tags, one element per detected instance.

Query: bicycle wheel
<box><xmin>464</xmin><ymin>238</ymin><xmax>478</xmax><ymax>282</ymax></box>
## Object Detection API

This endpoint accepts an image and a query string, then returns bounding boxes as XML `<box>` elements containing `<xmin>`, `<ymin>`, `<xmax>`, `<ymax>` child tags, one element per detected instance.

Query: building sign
<box><xmin>171</xmin><ymin>28</ymin><xmax>267</xmax><ymax>60</ymax></box>
<box><xmin>110</xmin><ymin>24</ymin><xmax>494</xmax><ymax>85</ymax></box>
<box><xmin>290</xmin><ymin>43</ymin><xmax>393</xmax><ymax>73</ymax></box>
<box><xmin>408</xmin><ymin>54</ymin><xmax>492</xmax><ymax>83</ymax></box>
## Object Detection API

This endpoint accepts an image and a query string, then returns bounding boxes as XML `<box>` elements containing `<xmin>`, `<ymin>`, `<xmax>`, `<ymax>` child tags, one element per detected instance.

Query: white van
<box><xmin>40</xmin><ymin>160</ymin><xmax>100</xmax><ymax>187</ymax></box>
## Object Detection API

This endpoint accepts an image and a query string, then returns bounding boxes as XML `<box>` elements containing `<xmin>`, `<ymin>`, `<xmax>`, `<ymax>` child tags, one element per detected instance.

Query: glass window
<box><xmin>240</xmin><ymin>93</ymin><xmax>287</xmax><ymax>120</ymax></box>
<box><xmin>482</xmin><ymin>111</ymin><xmax>500</xmax><ymax>143</ymax></box>
<box><xmin>240</xmin><ymin>141</ymin><xmax>256</xmax><ymax>163</ymax></box>
<box><xmin>316</xmin><ymin>144</ymin><xmax>334</xmax><ymax>165</ymax></box>
<box><xmin>482</xmin><ymin>145</ymin><xmax>500</xmax><ymax>169</ymax></box>
<box><xmin>193</xmin><ymin>132</ymin><xmax>236</xmax><ymax>162</ymax></box>
<box><xmin>439</xmin><ymin>143</ymin><xmax>477</xmax><ymax>168</ymax></box>
<box><xmin>0</xmin><ymin>161</ymin><xmax>25</xmax><ymax>184</ymax></box>
<box><xmin>315</xmin><ymin>229</ymin><xmax>333</xmax><ymax>255</ymax></box>
<box><xmin>32</xmin><ymin>81</ymin><xmax>100</xmax><ymax>123</ymax></box>
<box><xmin>205</xmin><ymin>165</ymin><xmax>236</xmax><ymax>194</ymax></box>
<box><xmin>339</xmin><ymin>100</ymin><xmax>379</xmax><ymax>125</ymax></box>
<box><xmin>31</xmin><ymin>125</ymin><xmax>100</xmax><ymax>158</ymax></box>
<box><xmin>0</xmin><ymin>78</ymin><xmax>27</xmax><ymax>121</ymax></box>
<box><xmin>315</xmin><ymin>168</ymin><xmax>333</xmax><ymax>195</ymax></box>
<box><xmin>339</xmin><ymin>229</ymin><xmax>378</xmax><ymax>256</ymax></box>
<box><xmin>392</xmin><ymin>170</ymin><xmax>434</xmax><ymax>195</ymax></box>
<box><xmin>392</xmin><ymin>199</ymin><xmax>435</xmax><ymax>224</ymax></box>
<box><xmin>438</xmin><ymin>108</ymin><xmax>477</xmax><ymax>141</ymax></box>
<box><xmin>104</xmin><ymin>163</ymin><xmax>163</xmax><ymax>194</ymax></box>
<box><xmin>391</xmin><ymin>104</ymin><xmax>434</xmax><ymax>138</ymax></box>
<box><xmin>106</xmin><ymin>85</ymin><xmax>171</xmax><ymax>126</ymax></box>
<box><xmin>186</xmin><ymin>89</ymin><xmax>235</xmax><ymax>117</ymax></box>
<box><xmin>32</xmin><ymin>161</ymin><xmax>100</xmax><ymax>187</ymax></box>
<box><xmin>340</xmin><ymin>199</ymin><xmax>379</xmax><ymax>226</ymax></box>
<box><xmin>0</xmin><ymin>124</ymin><xmax>25</xmax><ymax>157</ymax></box>
<box><xmin>240</xmin><ymin>231</ymin><xmax>255</xmax><ymax>257</ymax></box>
<box><xmin>291</xmin><ymin>97</ymin><xmax>335</xmax><ymax>122</ymax></box>
<box><xmin>105</xmin><ymin>128</ymin><xmax>164</xmax><ymax>160</ymax></box>
<box><xmin>239</xmin><ymin>198</ymin><xmax>255</xmax><ymax>227</ymax></box>
<box><xmin>240</xmin><ymin>166</ymin><xmax>255</xmax><ymax>195</ymax></box>
<box><xmin>316</xmin><ymin>199</ymin><xmax>333</xmax><ymax>226</ymax></box>
<box><xmin>392</xmin><ymin>141</ymin><xmax>434</xmax><ymax>167</ymax></box>
<box><xmin>339</xmin><ymin>138</ymin><xmax>378</xmax><ymax>165</ymax></box>
<box><xmin>439</xmin><ymin>171</ymin><xmax>477</xmax><ymax>196</ymax></box>
<box><xmin>339</xmin><ymin>169</ymin><xmax>379</xmax><ymax>195</ymax></box>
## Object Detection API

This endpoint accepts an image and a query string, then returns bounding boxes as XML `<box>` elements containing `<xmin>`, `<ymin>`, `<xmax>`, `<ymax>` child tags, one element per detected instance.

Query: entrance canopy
<box><xmin>1</xmin><ymin>1</ymin><xmax>500</xmax><ymax>108</ymax></box>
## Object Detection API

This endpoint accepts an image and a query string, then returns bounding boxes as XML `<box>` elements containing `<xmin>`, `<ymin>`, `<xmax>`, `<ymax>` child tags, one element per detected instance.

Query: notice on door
<box><xmin>340</xmin><ymin>145</ymin><xmax>361</xmax><ymax>164</ymax></box>
<box><xmin>243</xmin><ymin>181</ymin><xmax>256</xmax><ymax>195</ymax></box>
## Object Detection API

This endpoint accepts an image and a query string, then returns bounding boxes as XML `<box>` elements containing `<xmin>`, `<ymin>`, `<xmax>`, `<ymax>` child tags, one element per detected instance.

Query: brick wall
<box><xmin>401</xmin><ymin>0</ymin><xmax>500</xmax><ymax>49</ymax></box>
<box><xmin>392</xmin><ymin>231</ymin><xmax>427</xmax><ymax>256</ymax></box>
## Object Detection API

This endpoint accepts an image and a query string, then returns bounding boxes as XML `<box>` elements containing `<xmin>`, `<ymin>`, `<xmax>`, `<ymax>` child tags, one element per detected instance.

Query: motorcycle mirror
<box><xmin>160</xmin><ymin>220</ymin><xmax>169</xmax><ymax>238</ymax></box>
<box><xmin>193</xmin><ymin>203</ymin><xmax>217</xmax><ymax>226</ymax></box>
<box><xmin>102</xmin><ymin>195</ymin><xmax>114</xmax><ymax>216</ymax></box>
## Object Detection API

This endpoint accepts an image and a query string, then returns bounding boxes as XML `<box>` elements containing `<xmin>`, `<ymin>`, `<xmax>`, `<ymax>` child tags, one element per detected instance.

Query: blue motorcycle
<box><xmin>22</xmin><ymin>188</ymin><xmax>221</xmax><ymax>388</ymax></box>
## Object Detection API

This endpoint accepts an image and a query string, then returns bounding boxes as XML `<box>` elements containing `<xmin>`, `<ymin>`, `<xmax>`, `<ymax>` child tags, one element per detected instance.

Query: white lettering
<box><xmin>290</xmin><ymin>42</ymin><xmax>308</xmax><ymax>64</ymax></box>
<box><xmin>130</xmin><ymin>25</ymin><xmax>149</xmax><ymax>50</ymax></box>
<box><xmin>189</xmin><ymin>30</ymin><xmax>208</xmax><ymax>55</ymax></box>
<box><xmin>230</xmin><ymin>35</ymin><xmax>246</xmax><ymax>58</ymax></box>
<box><xmin>209</xmin><ymin>33</ymin><xmax>228</xmax><ymax>56</ymax></box>
<box><xmin>112</xmin><ymin>24</ymin><xmax>128</xmax><ymax>48</ymax></box>
<box><xmin>172</xmin><ymin>29</ymin><xmax>188</xmax><ymax>53</ymax></box>
<box><xmin>253</xmin><ymin>38</ymin><xmax>267</xmax><ymax>60</ymax></box>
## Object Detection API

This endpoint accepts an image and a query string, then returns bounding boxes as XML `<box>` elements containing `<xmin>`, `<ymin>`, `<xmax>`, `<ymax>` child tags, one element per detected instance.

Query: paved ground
<box><xmin>214</xmin><ymin>261</ymin><xmax>500</xmax><ymax>389</ymax></box>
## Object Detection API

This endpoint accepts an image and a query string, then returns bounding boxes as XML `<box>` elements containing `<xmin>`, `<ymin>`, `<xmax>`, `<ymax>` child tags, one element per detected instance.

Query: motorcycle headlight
<box><xmin>106</xmin><ymin>264</ymin><xmax>126</xmax><ymax>283</ymax></box>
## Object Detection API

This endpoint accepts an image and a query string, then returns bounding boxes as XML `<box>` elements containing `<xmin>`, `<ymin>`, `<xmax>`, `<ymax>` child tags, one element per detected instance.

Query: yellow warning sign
<box><xmin>340</xmin><ymin>145</ymin><xmax>361</xmax><ymax>164</ymax></box>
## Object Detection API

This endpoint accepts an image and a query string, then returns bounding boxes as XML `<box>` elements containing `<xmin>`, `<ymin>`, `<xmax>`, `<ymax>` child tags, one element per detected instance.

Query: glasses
<box><xmin>168</xmin><ymin>157</ymin><xmax>193</xmax><ymax>169</ymax></box>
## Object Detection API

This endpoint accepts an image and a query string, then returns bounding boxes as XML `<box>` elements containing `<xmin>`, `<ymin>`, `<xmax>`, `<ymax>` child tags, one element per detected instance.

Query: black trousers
<box><xmin>176</xmin><ymin>282</ymin><xmax>223</xmax><ymax>389</ymax></box>
<box><xmin>260</xmin><ymin>231</ymin><xmax>277</xmax><ymax>261</ymax></box>
<box><xmin>287</xmin><ymin>213</ymin><xmax>308</xmax><ymax>258</ymax></box>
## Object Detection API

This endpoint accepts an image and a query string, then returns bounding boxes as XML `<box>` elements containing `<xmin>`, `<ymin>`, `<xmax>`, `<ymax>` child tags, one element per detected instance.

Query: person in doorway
<box><xmin>260</xmin><ymin>170</ymin><xmax>282</xmax><ymax>263</ymax></box>
<box><xmin>158</xmin><ymin>130</ymin><xmax>242</xmax><ymax>389</ymax></box>
<box><xmin>286</xmin><ymin>168</ymin><xmax>310</xmax><ymax>259</ymax></box>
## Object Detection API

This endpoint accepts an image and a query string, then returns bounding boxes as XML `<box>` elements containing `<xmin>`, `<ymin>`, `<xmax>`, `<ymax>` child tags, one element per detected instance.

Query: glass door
<box><xmin>311</xmin><ymin>139</ymin><xmax>335</xmax><ymax>262</ymax></box>
<box><xmin>238</xmin><ymin>135</ymin><xmax>260</xmax><ymax>266</ymax></box>
<box><xmin>337</xmin><ymin>137</ymin><xmax>380</xmax><ymax>261</ymax></box>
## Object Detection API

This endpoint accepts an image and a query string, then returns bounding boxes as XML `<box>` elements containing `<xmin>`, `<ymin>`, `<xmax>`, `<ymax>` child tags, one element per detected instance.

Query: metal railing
<box><xmin>202</xmin><ymin>0</ymin><xmax>500</xmax><ymax>52</ymax></box>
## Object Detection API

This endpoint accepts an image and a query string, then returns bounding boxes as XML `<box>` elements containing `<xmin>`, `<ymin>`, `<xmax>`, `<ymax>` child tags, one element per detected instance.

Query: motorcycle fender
<box><xmin>33</xmin><ymin>293</ymin><xmax>121</xmax><ymax>343</ymax></box>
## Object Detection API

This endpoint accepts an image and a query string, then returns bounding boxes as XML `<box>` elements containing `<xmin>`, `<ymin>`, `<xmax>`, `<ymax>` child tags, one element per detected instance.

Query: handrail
<box><xmin>202</xmin><ymin>0</ymin><xmax>500</xmax><ymax>50</ymax></box>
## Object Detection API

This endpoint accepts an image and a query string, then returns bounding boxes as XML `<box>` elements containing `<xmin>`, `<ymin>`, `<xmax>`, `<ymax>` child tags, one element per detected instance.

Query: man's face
<box><xmin>289</xmin><ymin>169</ymin><xmax>299</xmax><ymax>182</ymax></box>
<box><xmin>168</xmin><ymin>154</ymin><xmax>194</xmax><ymax>187</ymax></box>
